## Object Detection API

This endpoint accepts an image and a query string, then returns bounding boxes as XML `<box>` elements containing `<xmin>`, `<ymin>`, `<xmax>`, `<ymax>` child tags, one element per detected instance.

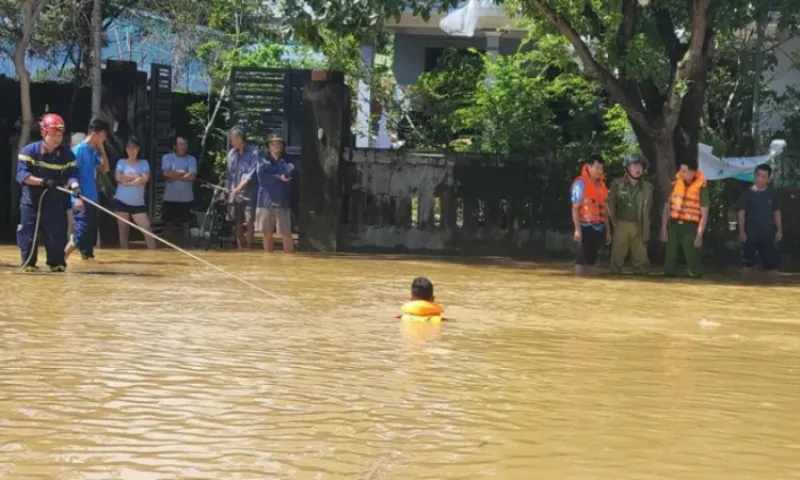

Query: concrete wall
<box><xmin>337</xmin><ymin>148</ymin><xmax>575</xmax><ymax>255</ymax></box>
<box><xmin>393</xmin><ymin>33</ymin><xmax>522</xmax><ymax>86</ymax></box>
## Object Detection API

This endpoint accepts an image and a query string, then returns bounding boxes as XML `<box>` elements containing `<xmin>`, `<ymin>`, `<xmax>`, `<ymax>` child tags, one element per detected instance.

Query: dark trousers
<box><xmin>18</xmin><ymin>201</ymin><xmax>68</xmax><ymax>268</ymax></box>
<box><xmin>575</xmin><ymin>225</ymin><xmax>605</xmax><ymax>266</ymax></box>
<box><xmin>72</xmin><ymin>204</ymin><xmax>98</xmax><ymax>257</ymax></box>
<box><xmin>664</xmin><ymin>222</ymin><xmax>702</xmax><ymax>277</ymax></box>
<box><xmin>742</xmin><ymin>239</ymin><xmax>781</xmax><ymax>270</ymax></box>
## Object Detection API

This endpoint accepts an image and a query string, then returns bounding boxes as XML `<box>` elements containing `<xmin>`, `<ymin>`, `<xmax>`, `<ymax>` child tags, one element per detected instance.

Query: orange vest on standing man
<box><xmin>572</xmin><ymin>164</ymin><xmax>609</xmax><ymax>224</ymax></box>
<box><xmin>669</xmin><ymin>170</ymin><xmax>707</xmax><ymax>223</ymax></box>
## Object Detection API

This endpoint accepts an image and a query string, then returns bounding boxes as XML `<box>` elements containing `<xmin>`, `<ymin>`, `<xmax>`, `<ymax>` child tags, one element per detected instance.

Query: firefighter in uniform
<box><xmin>17</xmin><ymin>113</ymin><xmax>84</xmax><ymax>272</ymax></box>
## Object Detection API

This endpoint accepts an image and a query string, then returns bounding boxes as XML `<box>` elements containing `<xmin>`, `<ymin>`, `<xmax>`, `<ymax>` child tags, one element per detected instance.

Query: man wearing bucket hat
<box><xmin>232</xmin><ymin>132</ymin><xmax>295</xmax><ymax>253</ymax></box>
<box><xmin>607</xmin><ymin>152</ymin><xmax>654</xmax><ymax>275</ymax></box>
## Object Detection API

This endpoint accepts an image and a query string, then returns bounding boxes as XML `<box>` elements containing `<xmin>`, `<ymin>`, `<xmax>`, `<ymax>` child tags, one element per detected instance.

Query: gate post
<box><xmin>148</xmin><ymin>64</ymin><xmax>173</xmax><ymax>236</ymax></box>
<box><xmin>298</xmin><ymin>80</ymin><xmax>350</xmax><ymax>252</ymax></box>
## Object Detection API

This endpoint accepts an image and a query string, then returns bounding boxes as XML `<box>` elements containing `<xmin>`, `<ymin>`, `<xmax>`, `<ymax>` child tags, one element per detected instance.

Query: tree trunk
<box><xmin>11</xmin><ymin>0</ymin><xmax>44</xmax><ymax>229</ymax></box>
<box><xmin>90</xmin><ymin>0</ymin><xmax>103</xmax><ymax>116</ymax></box>
<box><xmin>13</xmin><ymin>0</ymin><xmax>42</xmax><ymax>154</ymax></box>
<box><xmin>14</xmin><ymin>48</ymin><xmax>34</xmax><ymax>154</ymax></box>
<box><xmin>650</xmin><ymin>134</ymin><xmax>678</xmax><ymax>210</ymax></box>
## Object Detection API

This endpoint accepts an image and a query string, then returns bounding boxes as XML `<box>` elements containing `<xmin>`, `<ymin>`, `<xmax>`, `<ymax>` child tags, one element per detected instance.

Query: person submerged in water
<box><xmin>398</xmin><ymin>277</ymin><xmax>445</xmax><ymax>323</ymax></box>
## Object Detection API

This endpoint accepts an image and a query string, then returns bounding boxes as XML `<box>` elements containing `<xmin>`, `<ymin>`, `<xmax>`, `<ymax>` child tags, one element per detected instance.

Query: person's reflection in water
<box><xmin>400</xmin><ymin>322</ymin><xmax>444</xmax><ymax>343</ymax></box>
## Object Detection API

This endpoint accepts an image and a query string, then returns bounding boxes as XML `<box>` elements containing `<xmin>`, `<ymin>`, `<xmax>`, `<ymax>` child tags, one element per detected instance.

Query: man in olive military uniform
<box><xmin>607</xmin><ymin>153</ymin><xmax>654</xmax><ymax>275</ymax></box>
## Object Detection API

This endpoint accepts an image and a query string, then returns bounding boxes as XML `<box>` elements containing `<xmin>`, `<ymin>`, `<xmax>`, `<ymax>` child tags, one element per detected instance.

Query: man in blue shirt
<box><xmin>17</xmin><ymin>113</ymin><xmax>83</xmax><ymax>272</ymax></box>
<box><xmin>161</xmin><ymin>135</ymin><xmax>197</xmax><ymax>247</ymax></box>
<box><xmin>225</xmin><ymin>126</ymin><xmax>259</xmax><ymax>250</ymax></box>
<box><xmin>65</xmin><ymin>118</ymin><xmax>110</xmax><ymax>261</ymax></box>
<box><xmin>232</xmin><ymin>133</ymin><xmax>295</xmax><ymax>253</ymax></box>
<box><xmin>571</xmin><ymin>155</ymin><xmax>611</xmax><ymax>276</ymax></box>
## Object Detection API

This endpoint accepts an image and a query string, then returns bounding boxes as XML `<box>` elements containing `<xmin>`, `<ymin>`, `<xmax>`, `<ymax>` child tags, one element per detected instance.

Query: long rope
<box><xmin>19</xmin><ymin>189</ymin><xmax>47</xmax><ymax>272</ymax></box>
<box><xmin>57</xmin><ymin>187</ymin><xmax>279</xmax><ymax>300</ymax></box>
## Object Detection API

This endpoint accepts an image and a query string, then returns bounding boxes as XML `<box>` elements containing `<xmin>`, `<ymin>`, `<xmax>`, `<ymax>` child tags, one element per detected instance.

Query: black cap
<box><xmin>88</xmin><ymin>117</ymin><xmax>110</xmax><ymax>133</ymax></box>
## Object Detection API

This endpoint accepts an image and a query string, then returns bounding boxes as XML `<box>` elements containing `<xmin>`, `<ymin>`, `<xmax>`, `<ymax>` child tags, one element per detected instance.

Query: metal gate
<box><xmin>229</xmin><ymin>67</ymin><xmax>310</xmax><ymax>149</ymax></box>
<box><xmin>229</xmin><ymin>68</ymin><xmax>313</xmax><ymax>236</ymax></box>
<box><xmin>148</xmin><ymin>63</ymin><xmax>173</xmax><ymax>234</ymax></box>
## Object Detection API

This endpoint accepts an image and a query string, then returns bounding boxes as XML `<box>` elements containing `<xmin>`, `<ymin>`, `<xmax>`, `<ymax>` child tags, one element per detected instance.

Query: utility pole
<box><xmin>91</xmin><ymin>0</ymin><xmax>103</xmax><ymax>116</ymax></box>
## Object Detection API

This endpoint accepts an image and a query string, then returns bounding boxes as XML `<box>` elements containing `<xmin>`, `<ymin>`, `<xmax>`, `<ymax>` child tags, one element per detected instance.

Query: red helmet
<box><xmin>40</xmin><ymin>113</ymin><xmax>65</xmax><ymax>135</ymax></box>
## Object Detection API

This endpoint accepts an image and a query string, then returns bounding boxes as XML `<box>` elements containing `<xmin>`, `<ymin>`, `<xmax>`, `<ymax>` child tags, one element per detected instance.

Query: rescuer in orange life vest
<box><xmin>660</xmin><ymin>159</ymin><xmax>710</xmax><ymax>278</ymax></box>
<box><xmin>571</xmin><ymin>155</ymin><xmax>611</xmax><ymax>276</ymax></box>
<box><xmin>398</xmin><ymin>277</ymin><xmax>445</xmax><ymax>323</ymax></box>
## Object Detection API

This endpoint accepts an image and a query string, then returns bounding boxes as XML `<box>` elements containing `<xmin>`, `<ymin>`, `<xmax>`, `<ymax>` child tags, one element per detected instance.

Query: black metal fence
<box><xmin>228</xmin><ymin>67</ymin><xmax>313</xmax><ymax>150</ymax></box>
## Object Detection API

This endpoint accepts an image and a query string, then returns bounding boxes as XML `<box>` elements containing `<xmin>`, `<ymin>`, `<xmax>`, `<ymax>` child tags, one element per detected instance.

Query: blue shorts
<box><xmin>72</xmin><ymin>204</ymin><xmax>98</xmax><ymax>256</ymax></box>
<box><xmin>742</xmin><ymin>239</ymin><xmax>781</xmax><ymax>270</ymax></box>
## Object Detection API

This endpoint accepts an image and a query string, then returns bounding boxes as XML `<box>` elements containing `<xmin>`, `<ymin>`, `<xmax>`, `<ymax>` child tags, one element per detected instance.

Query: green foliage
<box><xmin>395</xmin><ymin>43</ymin><xmax>634</xmax><ymax>173</ymax></box>
<box><xmin>280</xmin><ymin>0</ymin><xmax>800</xmax><ymax>203</ymax></box>
<box><xmin>776</xmin><ymin>85</ymin><xmax>800</xmax><ymax>136</ymax></box>
<box><xmin>701</xmin><ymin>31</ymin><xmax>780</xmax><ymax>156</ymax></box>
<box><xmin>774</xmin><ymin>50</ymin><xmax>800</xmax><ymax>137</ymax></box>
<box><xmin>207</xmin><ymin>149</ymin><xmax>229</xmax><ymax>186</ymax></box>
<box><xmin>403</xmin><ymin>48</ymin><xmax>484</xmax><ymax>150</ymax></box>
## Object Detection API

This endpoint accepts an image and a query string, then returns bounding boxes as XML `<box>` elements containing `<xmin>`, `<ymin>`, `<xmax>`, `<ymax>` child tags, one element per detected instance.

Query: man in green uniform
<box><xmin>660</xmin><ymin>160</ymin><xmax>710</xmax><ymax>278</ymax></box>
<box><xmin>608</xmin><ymin>153</ymin><xmax>654</xmax><ymax>274</ymax></box>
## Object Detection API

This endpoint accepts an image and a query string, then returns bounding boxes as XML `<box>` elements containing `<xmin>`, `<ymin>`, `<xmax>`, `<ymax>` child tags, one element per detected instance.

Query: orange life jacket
<box><xmin>400</xmin><ymin>300</ymin><xmax>444</xmax><ymax>324</ymax></box>
<box><xmin>669</xmin><ymin>170</ymin><xmax>707</xmax><ymax>223</ymax></box>
<box><xmin>572</xmin><ymin>164</ymin><xmax>608</xmax><ymax>224</ymax></box>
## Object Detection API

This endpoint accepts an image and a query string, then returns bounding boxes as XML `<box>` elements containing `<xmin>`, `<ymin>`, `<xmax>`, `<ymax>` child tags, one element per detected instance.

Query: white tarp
<box><xmin>700</xmin><ymin>139</ymin><xmax>786</xmax><ymax>181</ymax></box>
<box><xmin>439</xmin><ymin>0</ymin><xmax>505</xmax><ymax>37</ymax></box>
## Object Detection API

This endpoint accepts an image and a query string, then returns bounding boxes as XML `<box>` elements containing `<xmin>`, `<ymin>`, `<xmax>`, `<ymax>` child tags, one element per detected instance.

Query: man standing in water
<box><xmin>17</xmin><ymin>113</ymin><xmax>84</xmax><ymax>272</ymax></box>
<box><xmin>225</xmin><ymin>127</ymin><xmax>259</xmax><ymax>250</ymax></box>
<box><xmin>661</xmin><ymin>160</ymin><xmax>709</xmax><ymax>278</ymax></box>
<box><xmin>161</xmin><ymin>135</ymin><xmax>197</xmax><ymax>247</ymax></box>
<box><xmin>232</xmin><ymin>133</ymin><xmax>295</xmax><ymax>253</ymax></box>
<box><xmin>65</xmin><ymin>118</ymin><xmax>110</xmax><ymax>261</ymax></box>
<box><xmin>571</xmin><ymin>155</ymin><xmax>611</xmax><ymax>276</ymax></box>
<box><xmin>607</xmin><ymin>153</ymin><xmax>654</xmax><ymax>275</ymax></box>
<box><xmin>737</xmin><ymin>163</ymin><xmax>782</xmax><ymax>281</ymax></box>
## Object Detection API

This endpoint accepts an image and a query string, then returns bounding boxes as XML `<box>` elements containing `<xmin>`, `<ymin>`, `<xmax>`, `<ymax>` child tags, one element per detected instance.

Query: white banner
<box><xmin>699</xmin><ymin>139</ymin><xmax>786</xmax><ymax>181</ymax></box>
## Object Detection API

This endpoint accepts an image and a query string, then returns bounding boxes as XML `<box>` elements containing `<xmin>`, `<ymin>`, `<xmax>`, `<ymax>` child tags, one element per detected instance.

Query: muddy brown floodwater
<box><xmin>1</xmin><ymin>245</ymin><xmax>799</xmax><ymax>479</ymax></box>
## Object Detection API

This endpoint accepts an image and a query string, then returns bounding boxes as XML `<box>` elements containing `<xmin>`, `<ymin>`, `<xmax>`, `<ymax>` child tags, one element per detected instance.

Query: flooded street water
<box><xmin>1</xmin><ymin>244</ymin><xmax>799</xmax><ymax>479</ymax></box>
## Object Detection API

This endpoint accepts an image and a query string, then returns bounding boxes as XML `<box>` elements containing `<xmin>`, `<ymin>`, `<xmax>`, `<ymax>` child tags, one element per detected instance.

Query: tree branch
<box><xmin>720</xmin><ymin>40</ymin><xmax>745</xmax><ymax>124</ymax></box>
<box><xmin>652</xmin><ymin>6</ymin><xmax>688</xmax><ymax>66</ymax></box>
<box><xmin>582</xmin><ymin>3</ymin><xmax>605</xmax><ymax>41</ymax></box>
<box><xmin>662</xmin><ymin>0</ymin><xmax>712</xmax><ymax>134</ymax></box>
<box><xmin>102</xmin><ymin>0</ymin><xmax>141</xmax><ymax>30</ymax></box>
<box><xmin>619</xmin><ymin>0</ymin><xmax>637</xmax><ymax>48</ymax></box>
<box><xmin>615</xmin><ymin>0</ymin><xmax>648</xmax><ymax>122</ymax></box>
<box><xmin>527</xmin><ymin>0</ymin><xmax>657</xmax><ymax>135</ymax></box>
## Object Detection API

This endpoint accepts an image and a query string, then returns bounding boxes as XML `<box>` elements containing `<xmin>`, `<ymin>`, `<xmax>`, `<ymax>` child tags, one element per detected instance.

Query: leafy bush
<box><xmin>397</xmin><ymin>42</ymin><xmax>635</xmax><ymax>172</ymax></box>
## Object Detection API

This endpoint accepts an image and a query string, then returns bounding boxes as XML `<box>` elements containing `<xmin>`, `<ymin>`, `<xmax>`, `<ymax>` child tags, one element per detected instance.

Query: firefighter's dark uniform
<box><xmin>17</xmin><ymin>141</ymin><xmax>78</xmax><ymax>271</ymax></box>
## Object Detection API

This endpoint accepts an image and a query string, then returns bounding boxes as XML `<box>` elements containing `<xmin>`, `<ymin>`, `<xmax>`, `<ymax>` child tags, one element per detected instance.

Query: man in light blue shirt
<box><xmin>65</xmin><ymin>118</ymin><xmax>110</xmax><ymax>260</ymax></box>
<box><xmin>161</xmin><ymin>135</ymin><xmax>197</xmax><ymax>246</ymax></box>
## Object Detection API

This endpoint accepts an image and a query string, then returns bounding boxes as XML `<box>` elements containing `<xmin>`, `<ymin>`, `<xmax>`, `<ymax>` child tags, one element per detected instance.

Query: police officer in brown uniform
<box><xmin>607</xmin><ymin>153</ymin><xmax>654</xmax><ymax>275</ymax></box>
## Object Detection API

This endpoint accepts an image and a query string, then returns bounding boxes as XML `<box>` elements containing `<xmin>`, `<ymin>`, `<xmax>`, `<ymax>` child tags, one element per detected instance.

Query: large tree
<box><xmin>282</xmin><ymin>0</ymin><xmax>800</xmax><ymax>204</ymax></box>
<box><xmin>0</xmin><ymin>0</ymin><xmax>80</xmax><ymax>152</ymax></box>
